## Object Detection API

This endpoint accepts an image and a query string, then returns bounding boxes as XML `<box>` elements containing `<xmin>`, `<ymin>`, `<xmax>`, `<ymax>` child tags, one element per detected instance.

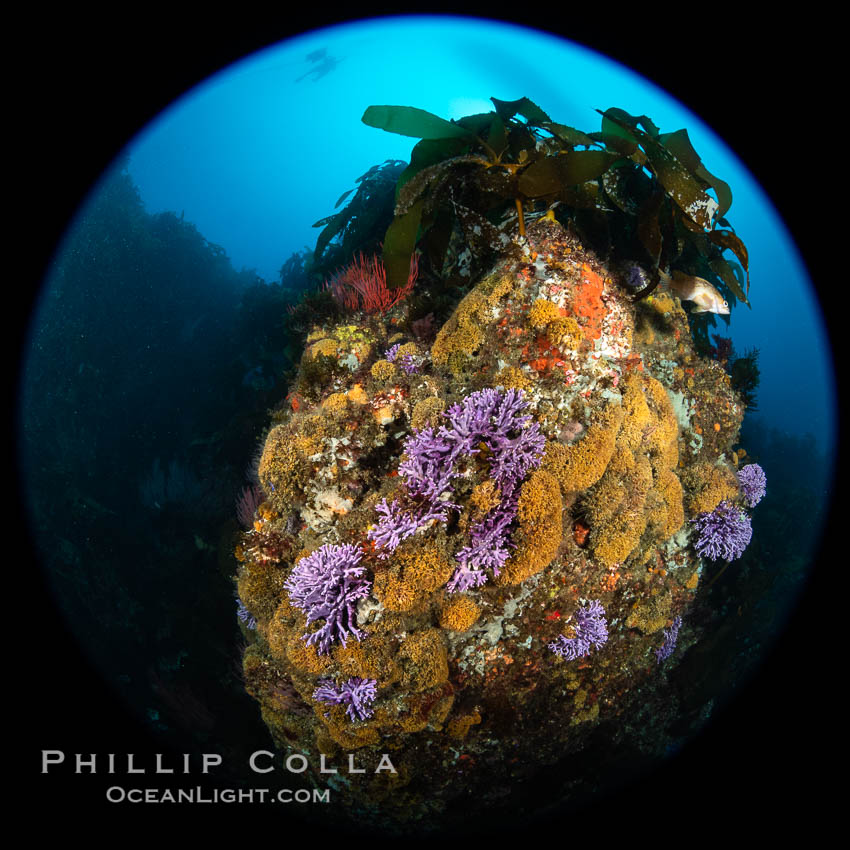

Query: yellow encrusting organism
<box><xmin>625</xmin><ymin>590</ymin><xmax>672</xmax><ymax>634</ymax></box>
<box><xmin>529</xmin><ymin>298</ymin><xmax>561</xmax><ymax>328</ymax></box>
<box><xmin>373</xmin><ymin>569</ymin><xmax>419</xmax><ymax>612</ymax></box>
<box><xmin>682</xmin><ymin>461</ymin><xmax>740</xmax><ymax>516</ymax></box>
<box><xmin>236</xmin><ymin>562</ymin><xmax>286</xmax><ymax>624</ymax></box>
<box><xmin>447</xmin><ymin>710</ymin><xmax>482</xmax><ymax>740</ymax></box>
<box><xmin>655</xmin><ymin>468</ymin><xmax>685</xmax><ymax>539</ymax></box>
<box><xmin>370</xmin><ymin>359</ymin><xmax>397</xmax><ymax>382</ymax></box>
<box><xmin>580</xmin><ymin>370</ymin><xmax>685</xmax><ymax>567</ymax></box>
<box><xmin>547</xmin><ymin>316</ymin><xmax>583</xmax><ymax>349</ymax></box>
<box><xmin>581</xmin><ymin>445</ymin><xmax>634</xmax><ymax>527</ymax></box>
<box><xmin>495</xmin><ymin>365</ymin><xmax>531</xmax><ymax>391</ymax></box>
<box><xmin>284</xmin><ymin>628</ymin><xmax>334</xmax><ymax>675</ymax></box>
<box><xmin>322</xmin><ymin>392</ymin><xmax>350</xmax><ymax>418</ymax></box>
<box><xmin>258</xmin><ymin>425</ymin><xmax>310</xmax><ymax>510</ymax></box>
<box><xmin>373</xmin><ymin>546</ymin><xmax>455</xmax><ymax>612</ymax></box>
<box><xmin>469</xmin><ymin>479</ymin><xmax>502</xmax><ymax>516</ymax></box>
<box><xmin>396</xmin><ymin>342</ymin><xmax>419</xmax><ymax>359</ymax></box>
<box><xmin>431</xmin><ymin>272</ymin><xmax>512</xmax><ymax>369</ymax></box>
<box><xmin>333</xmin><ymin>640</ymin><xmax>397</xmax><ymax>682</ymax></box>
<box><xmin>410</xmin><ymin>396</ymin><xmax>445</xmax><ymax>430</ymax></box>
<box><xmin>496</xmin><ymin>469</ymin><xmax>563</xmax><ymax>585</ymax></box>
<box><xmin>543</xmin><ymin>404</ymin><xmax>624</xmax><ymax>494</ymax></box>
<box><xmin>438</xmin><ymin>594</ymin><xmax>481</xmax><ymax>631</ymax></box>
<box><xmin>309</xmin><ymin>337</ymin><xmax>339</xmax><ymax>359</ymax></box>
<box><xmin>397</xmin><ymin>629</ymin><xmax>449</xmax><ymax>692</ymax></box>
<box><xmin>590</xmin><ymin>453</ymin><xmax>653</xmax><ymax>568</ymax></box>
<box><xmin>397</xmin><ymin>546</ymin><xmax>455</xmax><ymax>591</ymax></box>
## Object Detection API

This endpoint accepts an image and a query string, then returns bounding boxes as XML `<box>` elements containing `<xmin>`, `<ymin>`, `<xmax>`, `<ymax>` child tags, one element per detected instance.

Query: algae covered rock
<box><xmin>234</xmin><ymin>217</ymin><xmax>752</xmax><ymax>832</ymax></box>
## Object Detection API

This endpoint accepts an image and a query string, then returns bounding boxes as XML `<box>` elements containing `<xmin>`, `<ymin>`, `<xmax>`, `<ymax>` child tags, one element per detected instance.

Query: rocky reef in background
<box><xmin>234</xmin><ymin>215</ymin><xmax>755</xmax><ymax>832</ymax></box>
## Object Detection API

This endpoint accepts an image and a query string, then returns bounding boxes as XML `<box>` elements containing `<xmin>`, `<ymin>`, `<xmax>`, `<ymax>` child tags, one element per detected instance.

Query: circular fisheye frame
<box><xmin>22</xmin><ymin>14</ymin><xmax>836</xmax><ymax>835</ymax></box>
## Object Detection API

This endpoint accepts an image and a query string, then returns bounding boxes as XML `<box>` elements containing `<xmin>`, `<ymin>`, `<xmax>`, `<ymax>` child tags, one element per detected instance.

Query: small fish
<box><xmin>659</xmin><ymin>270</ymin><xmax>729</xmax><ymax>315</ymax></box>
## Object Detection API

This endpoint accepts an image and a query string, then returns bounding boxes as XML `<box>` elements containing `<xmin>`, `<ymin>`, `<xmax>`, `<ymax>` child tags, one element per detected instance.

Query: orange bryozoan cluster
<box><xmin>324</xmin><ymin>252</ymin><xmax>418</xmax><ymax>314</ymax></box>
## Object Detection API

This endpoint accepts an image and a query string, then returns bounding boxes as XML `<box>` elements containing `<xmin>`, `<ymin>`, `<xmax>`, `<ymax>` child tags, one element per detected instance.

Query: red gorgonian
<box><xmin>323</xmin><ymin>251</ymin><xmax>418</xmax><ymax>314</ymax></box>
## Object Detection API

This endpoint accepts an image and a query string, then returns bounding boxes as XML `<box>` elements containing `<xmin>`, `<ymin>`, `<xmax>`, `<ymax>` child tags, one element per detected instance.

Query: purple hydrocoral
<box><xmin>736</xmin><ymin>463</ymin><xmax>766</xmax><ymax>507</ymax></box>
<box><xmin>450</xmin><ymin>493</ymin><xmax>519</xmax><ymax>591</ymax></box>
<box><xmin>446</xmin><ymin>389</ymin><xmax>545</xmax><ymax>590</ymax></box>
<box><xmin>284</xmin><ymin>543</ymin><xmax>371</xmax><ymax>654</ymax></box>
<box><xmin>366</xmin><ymin>388</ymin><xmax>545</xmax><ymax>590</ymax></box>
<box><xmin>691</xmin><ymin>501</ymin><xmax>752</xmax><ymax>562</ymax></box>
<box><xmin>313</xmin><ymin>677</ymin><xmax>378</xmax><ymax>721</ymax></box>
<box><xmin>549</xmin><ymin>600</ymin><xmax>609</xmax><ymax>660</ymax></box>
<box><xmin>235</xmin><ymin>593</ymin><xmax>257</xmax><ymax>630</ymax></box>
<box><xmin>396</xmin><ymin>425</ymin><xmax>463</xmax><ymax>506</ymax></box>
<box><xmin>399</xmin><ymin>353</ymin><xmax>420</xmax><ymax>375</ymax></box>
<box><xmin>655</xmin><ymin>615</ymin><xmax>682</xmax><ymax>663</ymax></box>
<box><xmin>368</xmin><ymin>496</ymin><xmax>450</xmax><ymax>555</ymax></box>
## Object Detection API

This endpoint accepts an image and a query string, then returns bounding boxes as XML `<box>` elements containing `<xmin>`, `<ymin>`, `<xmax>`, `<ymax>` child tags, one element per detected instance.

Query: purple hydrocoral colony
<box><xmin>284</xmin><ymin>543</ymin><xmax>371</xmax><ymax>654</ymax></box>
<box><xmin>549</xmin><ymin>600</ymin><xmax>609</xmax><ymax>660</ymax></box>
<box><xmin>399</xmin><ymin>353</ymin><xmax>420</xmax><ymax>374</ymax></box>
<box><xmin>368</xmin><ymin>495</ymin><xmax>451</xmax><ymax>554</ymax></box>
<box><xmin>313</xmin><ymin>677</ymin><xmax>378</xmax><ymax>721</ymax></box>
<box><xmin>396</xmin><ymin>425</ymin><xmax>463</xmax><ymax>506</ymax></box>
<box><xmin>655</xmin><ymin>615</ymin><xmax>682</xmax><ymax>663</ymax></box>
<box><xmin>737</xmin><ymin>463</ymin><xmax>766</xmax><ymax>507</ymax></box>
<box><xmin>235</xmin><ymin>594</ymin><xmax>257</xmax><ymax>630</ymax></box>
<box><xmin>366</xmin><ymin>387</ymin><xmax>545</xmax><ymax>591</ymax></box>
<box><xmin>451</xmin><ymin>492</ymin><xmax>519</xmax><ymax>590</ymax></box>
<box><xmin>384</xmin><ymin>343</ymin><xmax>401</xmax><ymax>363</ymax></box>
<box><xmin>691</xmin><ymin>501</ymin><xmax>752</xmax><ymax>562</ymax></box>
<box><xmin>446</xmin><ymin>389</ymin><xmax>545</xmax><ymax>591</ymax></box>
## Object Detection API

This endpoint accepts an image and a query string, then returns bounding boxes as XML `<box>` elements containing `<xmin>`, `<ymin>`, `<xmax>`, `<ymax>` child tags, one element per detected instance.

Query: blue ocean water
<box><xmin>125</xmin><ymin>16</ymin><xmax>837</xmax><ymax>449</ymax></box>
<box><xmin>19</xmin><ymin>13</ymin><xmax>838</xmax><ymax>832</ymax></box>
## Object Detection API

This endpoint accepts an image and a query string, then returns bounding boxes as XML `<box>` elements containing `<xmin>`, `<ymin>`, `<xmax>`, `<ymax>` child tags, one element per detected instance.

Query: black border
<box><xmin>18</xmin><ymin>6</ymin><xmax>843</xmax><ymax>837</ymax></box>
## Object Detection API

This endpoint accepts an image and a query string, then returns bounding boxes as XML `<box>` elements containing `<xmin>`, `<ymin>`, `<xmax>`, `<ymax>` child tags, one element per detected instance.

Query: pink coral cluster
<box><xmin>324</xmin><ymin>252</ymin><xmax>418</xmax><ymax>314</ymax></box>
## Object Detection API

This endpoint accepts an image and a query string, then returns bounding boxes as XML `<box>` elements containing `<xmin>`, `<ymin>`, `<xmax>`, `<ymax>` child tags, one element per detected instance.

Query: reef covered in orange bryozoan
<box><xmin>234</xmin><ymin>215</ymin><xmax>755</xmax><ymax>832</ymax></box>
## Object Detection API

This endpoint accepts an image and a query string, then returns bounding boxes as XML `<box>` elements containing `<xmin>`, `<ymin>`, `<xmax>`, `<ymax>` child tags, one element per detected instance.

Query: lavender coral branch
<box><xmin>399</xmin><ymin>353</ymin><xmax>420</xmax><ymax>374</ymax></box>
<box><xmin>367</xmin><ymin>387</ymin><xmax>545</xmax><ymax>591</ymax></box>
<box><xmin>444</xmin><ymin>389</ymin><xmax>544</xmax><ymax>589</ymax></box>
<box><xmin>284</xmin><ymin>543</ymin><xmax>371</xmax><ymax>654</ymax></box>
<box><xmin>655</xmin><ymin>615</ymin><xmax>682</xmax><ymax>663</ymax></box>
<box><xmin>736</xmin><ymin>463</ymin><xmax>766</xmax><ymax>507</ymax></box>
<box><xmin>396</xmin><ymin>426</ymin><xmax>462</xmax><ymax>505</ymax></box>
<box><xmin>691</xmin><ymin>500</ymin><xmax>752</xmax><ymax>562</ymax></box>
<box><xmin>235</xmin><ymin>594</ymin><xmax>257</xmax><ymax>630</ymax></box>
<box><xmin>450</xmin><ymin>493</ymin><xmax>519</xmax><ymax>592</ymax></box>
<box><xmin>549</xmin><ymin>600</ymin><xmax>609</xmax><ymax>660</ymax></box>
<box><xmin>368</xmin><ymin>497</ymin><xmax>449</xmax><ymax>558</ymax></box>
<box><xmin>313</xmin><ymin>677</ymin><xmax>378</xmax><ymax>721</ymax></box>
